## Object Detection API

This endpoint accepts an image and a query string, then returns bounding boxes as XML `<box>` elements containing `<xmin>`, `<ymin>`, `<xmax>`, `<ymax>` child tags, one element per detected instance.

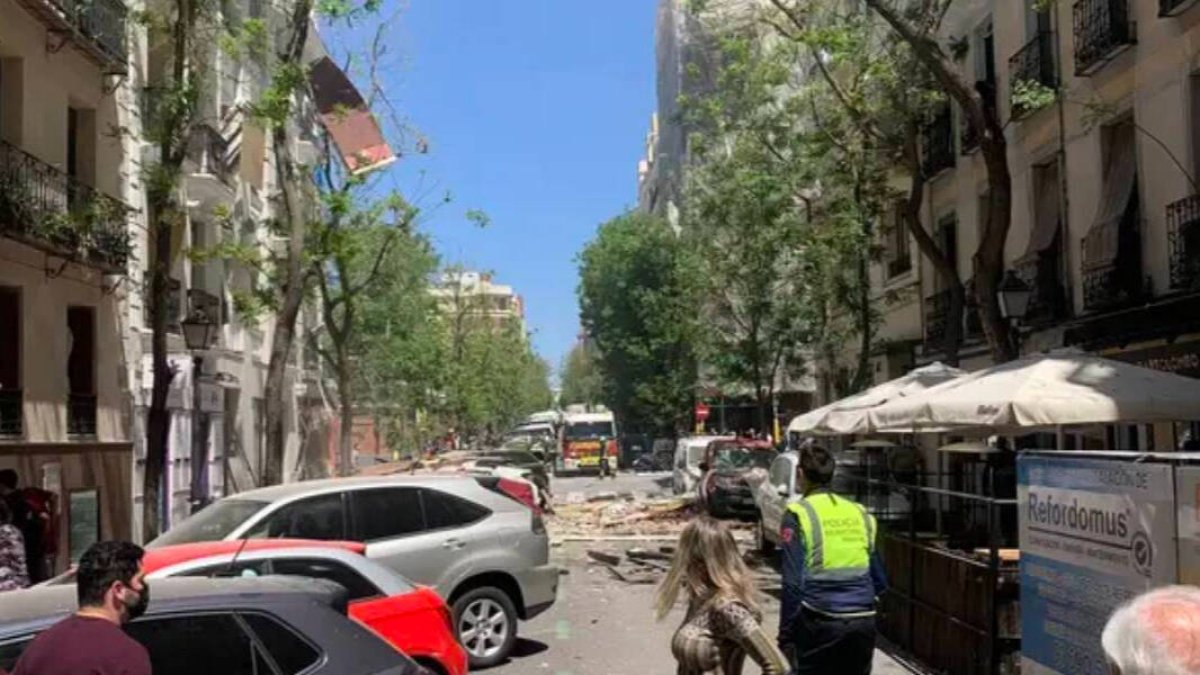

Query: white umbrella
<box><xmin>868</xmin><ymin>351</ymin><xmax>1200</xmax><ymax>432</ymax></box>
<box><xmin>788</xmin><ymin>362</ymin><xmax>966</xmax><ymax>435</ymax></box>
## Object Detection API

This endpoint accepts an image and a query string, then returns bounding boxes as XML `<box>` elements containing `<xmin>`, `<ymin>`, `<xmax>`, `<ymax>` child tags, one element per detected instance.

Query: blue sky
<box><xmin>348</xmin><ymin>1</ymin><xmax>656</xmax><ymax>377</ymax></box>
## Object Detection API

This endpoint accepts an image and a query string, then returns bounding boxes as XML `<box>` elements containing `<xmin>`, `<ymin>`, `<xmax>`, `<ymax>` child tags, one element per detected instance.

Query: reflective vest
<box><xmin>787</xmin><ymin>492</ymin><xmax>876</xmax><ymax>581</ymax></box>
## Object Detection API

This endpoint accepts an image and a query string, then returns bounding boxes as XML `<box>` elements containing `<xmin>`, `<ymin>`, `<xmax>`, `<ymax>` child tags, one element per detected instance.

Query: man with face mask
<box><xmin>13</xmin><ymin>540</ymin><xmax>151</xmax><ymax>675</ymax></box>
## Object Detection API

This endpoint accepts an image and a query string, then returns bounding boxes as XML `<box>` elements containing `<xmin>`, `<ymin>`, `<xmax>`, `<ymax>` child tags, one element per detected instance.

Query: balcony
<box><xmin>67</xmin><ymin>393</ymin><xmax>97</xmax><ymax>437</ymax></box>
<box><xmin>1074</xmin><ymin>0</ymin><xmax>1135</xmax><ymax>76</ymax></box>
<box><xmin>1161</xmin><ymin>0</ymin><xmax>1199</xmax><ymax>16</ymax></box>
<box><xmin>1168</xmin><ymin>195</ymin><xmax>1200</xmax><ymax>290</ymax></box>
<box><xmin>1016</xmin><ymin>255</ymin><xmax>1070</xmax><ymax>325</ymax></box>
<box><xmin>1081</xmin><ymin>225</ymin><xmax>1145</xmax><ymax>312</ymax></box>
<box><xmin>961</xmin><ymin>83</ymin><xmax>997</xmax><ymax>154</ymax></box>
<box><xmin>1009</xmin><ymin>32</ymin><xmax>1058</xmax><ymax>119</ymax></box>
<box><xmin>186</xmin><ymin>124</ymin><xmax>238</xmax><ymax>210</ymax></box>
<box><xmin>0</xmin><ymin>139</ymin><xmax>132</xmax><ymax>274</ymax></box>
<box><xmin>924</xmin><ymin>290</ymin><xmax>950</xmax><ymax>348</ymax></box>
<box><xmin>14</xmin><ymin>0</ymin><xmax>127</xmax><ymax>71</ymax></box>
<box><xmin>0</xmin><ymin>390</ymin><xmax>21</xmax><ymax>437</ymax></box>
<box><xmin>922</xmin><ymin>107</ymin><xmax>955</xmax><ymax>177</ymax></box>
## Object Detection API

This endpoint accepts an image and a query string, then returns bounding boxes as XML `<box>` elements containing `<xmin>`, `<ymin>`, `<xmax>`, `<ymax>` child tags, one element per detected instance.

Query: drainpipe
<box><xmin>1054</xmin><ymin>9</ymin><xmax>1074</xmax><ymax>338</ymax></box>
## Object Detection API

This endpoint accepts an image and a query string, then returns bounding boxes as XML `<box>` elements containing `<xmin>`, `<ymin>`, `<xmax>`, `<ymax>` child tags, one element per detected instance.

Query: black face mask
<box><xmin>122</xmin><ymin>583</ymin><xmax>149</xmax><ymax>622</ymax></box>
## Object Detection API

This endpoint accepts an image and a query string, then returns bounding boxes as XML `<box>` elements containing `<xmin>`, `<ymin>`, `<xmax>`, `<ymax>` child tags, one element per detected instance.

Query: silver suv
<box><xmin>150</xmin><ymin>475</ymin><xmax>558</xmax><ymax>668</ymax></box>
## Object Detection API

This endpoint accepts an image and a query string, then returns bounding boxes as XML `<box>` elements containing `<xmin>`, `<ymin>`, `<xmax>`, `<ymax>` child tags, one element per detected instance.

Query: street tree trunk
<box><xmin>902</xmin><ymin>133</ymin><xmax>964</xmax><ymax>366</ymax></box>
<box><xmin>262</xmin><ymin>0</ymin><xmax>314</xmax><ymax>487</ymax></box>
<box><xmin>864</xmin><ymin>0</ymin><xmax>1017</xmax><ymax>362</ymax></box>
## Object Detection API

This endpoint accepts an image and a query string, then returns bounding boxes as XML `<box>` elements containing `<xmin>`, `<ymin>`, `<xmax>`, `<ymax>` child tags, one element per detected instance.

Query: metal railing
<box><xmin>1074</xmin><ymin>0</ymin><xmax>1135</xmax><ymax>75</ymax></box>
<box><xmin>924</xmin><ymin>290</ymin><xmax>950</xmax><ymax>346</ymax></box>
<box><xmin>0</xmin><ymin>390</ymin><xmax>21</xmax><ymax>437</ymax></box>
<box><xmin>1009</xmin><ymin>31</ymin><xmax>1057</xmax><ymax>118</ymax></box>
<box><xmin>836</xmin><ymin>472</ymin><xmax>1020</xmax><ymax>675</ymax></box>
<box><xmin>67</xmin><ymin>393</ymin><xmax>97</xmax><ymax>437</ymax></box>
<box><xmin>922</xmin><ymin>106</ymin><xmax>955</xmax><ymax>176</ymax></box>
<box><xmin>1168</xmin><ymin>194</ymin><xmax>1200</xmax><ymax>289</ymax></box>
<box><xmin>1081</xmin><ymin>225</ymin><xmax>1144</xmax><ymax>312</ymax></box>
<box><xmin>61</xmin><ymin>0</ymin><xmax>128</xmax><ymax>64</ymax></box>
<box><xmin>1016</xmin><ymin>255</ymin><xmax>1070</xmax><ymax>324</ymax></box>
<box><xmin>187</xmin><ymin>125</ymin><xmax>237</xmax><ymax>187</ymax></box>
<box><xmin>0</xmin><ymin>139</ymin><xmax>131</xmax><ymax>273</ymax></box>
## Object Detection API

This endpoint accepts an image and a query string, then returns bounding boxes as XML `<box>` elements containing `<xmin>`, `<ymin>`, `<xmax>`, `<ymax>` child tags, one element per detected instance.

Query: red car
<box><xmin>50</xmin><ymin>539</ymin><xmax>467</xmax><ymax>675</ymax></box>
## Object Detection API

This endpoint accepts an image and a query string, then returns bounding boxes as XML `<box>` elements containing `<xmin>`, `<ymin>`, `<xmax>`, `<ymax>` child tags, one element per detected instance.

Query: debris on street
<box><xmin>549</xmin><ymin>494</ymin><xmax>698</xmax><ymax>537</ymax></box>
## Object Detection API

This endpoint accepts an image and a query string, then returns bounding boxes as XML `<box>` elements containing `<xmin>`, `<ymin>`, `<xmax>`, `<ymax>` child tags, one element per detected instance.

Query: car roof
<box><xmin>710</xmin><ymin>439</ymin><xmax>776</xmax><ymax>450</ymax></box>
<box><xmin>681</xmin><ymin>435</ymin><xmax>732</xmax><ymax>448</ymax></box>
<box><xmin>144</xmin><ymin>539</ymin><xmax>367</xmax><ymax>573</ymax></box>
<box><xmin>228</xmin><ymin>474</ymin><xmax>479</xmax><ymax>503</ymax></box>
<box><xmin>562</xmin><ymin>413</ymin><xmax>614</xmax><ymax>423</ymax></box>
<box><xmin>0</xmin><ymin>577</ymin><xmax>345</xmax><ymax>629</ymax></box>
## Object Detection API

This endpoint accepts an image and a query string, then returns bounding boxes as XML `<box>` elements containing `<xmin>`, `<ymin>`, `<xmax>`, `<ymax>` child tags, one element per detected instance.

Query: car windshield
<box><xmin>687</xmin><ymin>444</ymin><xmax>707</xmax><ymax>466</ymax></box>
<box><xmin>150</xmin><ymin>499</ymin><xmax>270</xmax><ymax>547</ymax></box>
<box><xmin>564</xmin><ymin>422</ymin><xmax>614</xmax><ymax>440</ymax></box>
<box><xmin>712</xmin><ymin>446</ymin><xmax>774</xmax><ymax>471</ymax></box>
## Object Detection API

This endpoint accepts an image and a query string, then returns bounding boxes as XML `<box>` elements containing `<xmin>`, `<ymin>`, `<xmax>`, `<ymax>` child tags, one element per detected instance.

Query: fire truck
<box><xmin>555</xmin><ymin>411</ymin><xmax>617</xmax><ymax>476</ymax></box>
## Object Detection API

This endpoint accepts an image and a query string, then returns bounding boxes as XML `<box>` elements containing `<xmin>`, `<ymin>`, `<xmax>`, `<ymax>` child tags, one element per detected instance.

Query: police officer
<box><xmin>778</xmin><ymin>444</ymin><xmax>887</xmax><ymax>674</ymax></box>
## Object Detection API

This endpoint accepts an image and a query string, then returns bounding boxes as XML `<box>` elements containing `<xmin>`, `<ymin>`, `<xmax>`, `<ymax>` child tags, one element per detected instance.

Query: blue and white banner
<box><xmin>1018</xmin><ymin>456</ymin><xmax>1176</xmax><ymax>675</ymax></box>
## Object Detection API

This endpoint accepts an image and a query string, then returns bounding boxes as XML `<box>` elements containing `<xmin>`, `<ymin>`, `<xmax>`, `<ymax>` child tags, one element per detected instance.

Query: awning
<box><xmin>307</xmin><ymin>57</ymin><xmax>395</xmax><ymax>175</ymax></box>
<box><xmin>1081</xmin><ymin>122</ymin><xmax>1136</xmax><ymax>271</ymax></box>
<box><xmin>1017</xmin><ymin>163</ymin><xmax>1061</xmax><ymax>265</ymax></box>
<box><xmin>788</xmin><ymin>362</ymin><xmax>965</xmax><ymax>435</ymax></box>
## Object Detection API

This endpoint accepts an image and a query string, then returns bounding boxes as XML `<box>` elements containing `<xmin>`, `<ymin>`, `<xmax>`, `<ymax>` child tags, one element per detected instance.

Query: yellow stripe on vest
<box><xmin>787</xmin><ymin>493</ymin><xmax>874</xmax><ymax>577</ymax></box>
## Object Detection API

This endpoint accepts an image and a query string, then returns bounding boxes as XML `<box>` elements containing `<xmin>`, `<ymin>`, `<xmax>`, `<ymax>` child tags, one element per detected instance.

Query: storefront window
<box><xmin>68</xmin><ymin>489</ymin><xmax>99</xmax><ymax>563</ymax></box>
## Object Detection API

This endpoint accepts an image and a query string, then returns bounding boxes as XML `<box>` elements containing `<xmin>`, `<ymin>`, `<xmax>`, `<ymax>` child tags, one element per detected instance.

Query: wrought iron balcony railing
<box><xmin>15</xmin><ymin>0</ymin><xmax>127</xmax><ymax>69</ymax></box>
<box><xmin>67</xmin><ymin>392</ymin><xmax>97</xmax><ymax>437</ymax></box>
<box><xmin>1081</xmin><ymin>226</ymin><xmax>1145</xmax><ymax>312</ymax></box>
<box><xmin>0</xmin><ymin>139</ymin><xmax>132</xmax><ymax>273</ymax></box>
<box><xmin>1168</xmin><ymin>194</ymin><xmax>1200</xmax><ymax>289</ymax></box>
<box><xmin>1074</xmin><ymin>0</ymin><xmax>1135</xmax><ymax>76</ymax></box>
<box><xmin>1009</xmin><ymin>31</ymin><xmax>1058</xmax><ymax>118</ymax></box>
<box><xmin>187</xmin><ymin>125</ymin><xmax>238</xmax><ymax>188</ymax></box>
<box><xmin>1016</xmin><ymin>255</ymin><xmax>1070</xmax><ymax>325</ymax></box>
<box><xmin>924</xmin><ymin>290</ymin><xmax>950</xmax><ymax>348</ymax></box>
<box><xmin>0</xmin><ymin>389</ymin><xmax>21</xmax><ymax>437</ymax></box>
<box><xmin>922</xmin><ymin>106</ymin><xmax>955</xmax><ymax>176</ymax></box>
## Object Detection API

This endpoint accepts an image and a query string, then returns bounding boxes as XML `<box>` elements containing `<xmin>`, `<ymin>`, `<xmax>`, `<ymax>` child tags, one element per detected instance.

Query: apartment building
<box><xmin>854</xmin><ymin>0</ymin><xmax>1200</xmax><ymax>450</ymax></box>
<box><xmin>0</xmin><ymin>0</ymin><xmax>142</xmax><ymax>569</ymax></box>
<box><xmin>431</xmin><ymin>270</ymin><xmax>526</xmax><ymax>334</ymax></box>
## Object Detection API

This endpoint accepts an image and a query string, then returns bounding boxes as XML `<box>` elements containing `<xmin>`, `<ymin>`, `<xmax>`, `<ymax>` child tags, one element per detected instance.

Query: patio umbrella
<box><xmin>788</xmin><ymin>362</ymin><xmax>966</xmax><ymax>435</ymax></box>
<box><xmin>868</xmin><ymin>350</ymin><xmax>1200</xmax><ymax>432</ymax></box>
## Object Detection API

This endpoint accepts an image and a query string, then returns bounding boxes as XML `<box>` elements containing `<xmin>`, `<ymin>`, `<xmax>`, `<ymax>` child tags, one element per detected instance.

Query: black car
<box><xmin>0</xmin><ymin>577</ymin><xmax>426</xmax><ymax>675</ymax></box>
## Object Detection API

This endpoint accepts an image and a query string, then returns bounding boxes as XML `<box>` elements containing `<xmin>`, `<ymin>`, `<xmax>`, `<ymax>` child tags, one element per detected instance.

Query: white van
<box><xmin>672</xmin><ymin>435</ymin><xmax>732</xmax><ymax>495</ymax></box>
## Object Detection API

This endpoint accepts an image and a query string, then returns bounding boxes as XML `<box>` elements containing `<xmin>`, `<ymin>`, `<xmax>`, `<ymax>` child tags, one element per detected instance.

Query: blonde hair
<box><xmin>655</xmin><ymin>516</ymin><xmax>759</xmax><ymax>620</ymax></box>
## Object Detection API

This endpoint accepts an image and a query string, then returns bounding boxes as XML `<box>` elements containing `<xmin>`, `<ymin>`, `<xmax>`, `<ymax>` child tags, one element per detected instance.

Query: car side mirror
<box><xmin>777</xmin><ymin>484</ymin><xmax>790</xmax><ymax>497</ymax></box>
<box><xmin>698</xmin><ymin>462</ymin><xmax>710</xmax><ymax>472</ymax></box>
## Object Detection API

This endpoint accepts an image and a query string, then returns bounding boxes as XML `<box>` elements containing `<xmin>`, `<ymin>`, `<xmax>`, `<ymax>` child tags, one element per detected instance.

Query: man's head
<box><xmin>798</xmin><ymin>444</ymin><xmax>836</xmax><ymax>494</ymax></box>
<box><xmin>76</xmin><ymin>541</ymin><xmax>148</xmax><ymax>624</ymax></box>
<box><xmin>1102</xmin><ymin>585</ymin><xmax>1200</xmax><ymax>674</ymax></box>
<box><xmin>0</xmin><ymin>469</ymin><xmax>16</xmax><ymax>494</ymax></box>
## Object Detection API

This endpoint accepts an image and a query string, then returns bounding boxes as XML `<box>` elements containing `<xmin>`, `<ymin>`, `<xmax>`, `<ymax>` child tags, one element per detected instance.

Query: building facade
<box><xmin>840</xmin><ymin>0</ymin><xmax>1200</xmax><ymax>451</ymax></box>
<box><xmin>431</xmin><ymin>270</ymin><xmax>526</xmax><ymax>334</ymax></box>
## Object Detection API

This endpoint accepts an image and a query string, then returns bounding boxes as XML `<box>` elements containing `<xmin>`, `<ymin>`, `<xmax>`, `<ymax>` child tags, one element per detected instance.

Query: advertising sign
<box><xmin>1018</xmin><ymin>456</ymin><xmax>1176</xmax><ymax>675</ymax></box>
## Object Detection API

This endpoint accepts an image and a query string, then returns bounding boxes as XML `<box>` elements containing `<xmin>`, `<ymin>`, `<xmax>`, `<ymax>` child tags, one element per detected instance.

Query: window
<box><xmin>241</xmin><ymin>613</ymin><xmax>320</xmax><ymax>675</ymax></box>
<box><xmin>351</xmin><ymin>488</ymin><xmax>424</xmax><ymax>541</ymax></box>
<box><xmin>126</xmin><ymin>614</ymin><xmax>271</xmax><ymax>675</ymax></box>
<box><xmin>250</xmin><ymin>493</ymin><xmax>347</xmax><ymax>540</ymax></box>
<box><xmin>178</xmin><ymin>559</ymin><xmax>271</xmax><ymax>579</ymax></box>
<box><xmin>66</xmin><ymin>306</ymin><xmax>96</xmax><ymax>437</ymax></box>
<box><xmin>0</xmin><ymin>637</ymin><xmax>32</xmax><ymax>673</ymax></box>
<box><xmin>270</xmin><ymin>558</ymin><xmax>383</xmax><ymax>601</ymax></box>
<box><xmin>935</xmin><ymin>216</ymin><xmax>958</xmax><ymax>290</ymax></box>
<box><xmin>0</xmin><ymin>287</ymin><xmax>21</xmax><ymax>437</ymax></box>
<box><xmin>422</xmin><ymin>489</ymin><xmax>489</xmax><ymax>530</ymax></box>
<box><xmin>152</xmin><ymin>499</ymin><xmax>269</xmax><ymax>546</ymax></box>
<box><xmin>883</xmin><ymin>202</ymin><xmax>911</xmax><ymax>278</ymax></box>
<box><xmin>974</xmin><ymin>19</ymin><xmax>996</xmax><ymax>85</ymax></box>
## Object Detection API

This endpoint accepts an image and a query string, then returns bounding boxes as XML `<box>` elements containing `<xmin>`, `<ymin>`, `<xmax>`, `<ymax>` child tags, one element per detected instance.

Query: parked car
<box><xmin>672</xmin><ymin>435</ymin><xmax>731</xmax><ymax>495</ymax></box>
<box><xmin>464</xmin><ymin>446</ymin><xmax>553</xmax><ymax>511</ymax></box>
<box><xmin>150</xmin><ymin>475</ymin><xmax>558</xmax><ymax>669</ymax></box>
<box><xmin>45</xmin><ymin>540</ymin><xmax>467</xmax><ymax>675</ymax></box>
<box><xmin>752</xmin><ymin>450</ymin><xmax>801</xmax><ymax>553</ymax></box>
<box><xmin>0</xmin><ymin>576</ymin><xmax>424</xmax><ymax>675</ymax></box>
<box><xmin>698</xmin><ymin>439</ymin><xmax>777</xmax><ymax>521</ymax></box>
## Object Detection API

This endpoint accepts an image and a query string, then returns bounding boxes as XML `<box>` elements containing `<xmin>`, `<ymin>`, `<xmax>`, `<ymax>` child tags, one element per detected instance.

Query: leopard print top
<box><xmin>670</xmin><ymin>600</ymin><xmax>789</xmax><ymax>675</ymax></box>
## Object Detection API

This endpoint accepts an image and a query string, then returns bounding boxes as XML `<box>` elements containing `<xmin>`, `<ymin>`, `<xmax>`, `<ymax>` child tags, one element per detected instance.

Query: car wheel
<box><xmin>757</xmin><ymin>519</ymin><xmax>776</xmax><ymax>554</ymax></box>
<box><xmin>453</xmin><ymin>586</ymin><xmax>518</xmax><ymax>669</ymax></box>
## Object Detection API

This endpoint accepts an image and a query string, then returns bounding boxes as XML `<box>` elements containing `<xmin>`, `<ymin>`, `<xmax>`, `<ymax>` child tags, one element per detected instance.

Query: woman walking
<box><xmin>0</xmin><ymin>500</ymin><xmax>29</xmax><ymax>591</ymax></box>
<box><xmin>657</xmin><ymin>516</ymin><xmax>789</xmax><ymax>675</ymax></box>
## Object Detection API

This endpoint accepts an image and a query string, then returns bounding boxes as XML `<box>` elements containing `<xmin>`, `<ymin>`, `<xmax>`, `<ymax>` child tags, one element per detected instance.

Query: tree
<box><xmin>853</xmin><ymin>0</ymin><xmax>1017</xmax><ymax>361</ymax></box>
<box><xmin>758</xmin><ymin>0</ymin><xmax>968</xmax><ymax>364</ymax></box>
<box><xmin>577</xmin><ymin>211</ymin><xmax>702</xmax><ymax>435</ymax></box>
<box><xmin>559</xmin><ymin>341</ymin><xmax>603</xmax><ymax>408</ymax></box>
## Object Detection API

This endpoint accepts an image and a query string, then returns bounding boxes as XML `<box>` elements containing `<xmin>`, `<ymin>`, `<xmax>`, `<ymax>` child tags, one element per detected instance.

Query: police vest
<box><xmin>787</xmin><ymin>492</ymin><xmax>876</xmax><ymax>581</ymax></box>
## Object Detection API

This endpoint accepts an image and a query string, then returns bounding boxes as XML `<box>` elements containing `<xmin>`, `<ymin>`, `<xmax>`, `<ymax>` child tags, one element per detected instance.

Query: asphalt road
<box><xmin>552</xmin><ymin>470</ymin><xmax>674</xmax><ymax>501</ymax></box>
<box><xmin>485</xmin><ymin>540</ymin><xmax>911</xmax><ymax>675</ymax></box>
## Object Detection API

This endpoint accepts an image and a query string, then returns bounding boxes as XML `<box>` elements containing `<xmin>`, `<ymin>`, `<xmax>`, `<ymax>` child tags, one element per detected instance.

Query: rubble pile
<box><xmin>586</xmin><ymin>546</ymin><xmax>676</xmax><ymax>584</ymax></box>
<box><xmin>549</xmin><ymin>493</ymin><xmax>698</xmax><ymax>538</ymax></box>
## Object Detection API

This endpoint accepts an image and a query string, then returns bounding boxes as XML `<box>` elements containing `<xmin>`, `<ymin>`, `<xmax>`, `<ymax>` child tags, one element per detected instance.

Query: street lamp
<box><xmin>997</xmin><ymin>270</ymin><xmax>1033</xmax><ymax>321</ymax></box>
<box><xmin>180</xmin><ymin>310</ymin><xmax>214</xmax><ymax>513</ymax></box>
